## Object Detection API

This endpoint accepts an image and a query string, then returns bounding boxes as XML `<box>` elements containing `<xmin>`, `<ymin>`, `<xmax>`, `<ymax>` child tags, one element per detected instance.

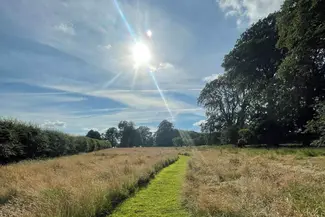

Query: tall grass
<box><xmin>0</xmin><ymin>119</ymin><xmax>111</xmax><ymax>164</ymax></box>
<box><xmin>184</xmin><ymin>148</ymin><xmax>325</xmax><ymax>217</ymax></box>
<box><xmin>0</xmin><ymin>147</ymin><xmax>179</xmax><ymax>217</ymax></box>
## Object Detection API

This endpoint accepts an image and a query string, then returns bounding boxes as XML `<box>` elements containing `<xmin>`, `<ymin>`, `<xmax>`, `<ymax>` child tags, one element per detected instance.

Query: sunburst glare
<box><xmin>132</xmin><ymin>42</ymin><xmax>151</xmax><ymax>67</ymax></box>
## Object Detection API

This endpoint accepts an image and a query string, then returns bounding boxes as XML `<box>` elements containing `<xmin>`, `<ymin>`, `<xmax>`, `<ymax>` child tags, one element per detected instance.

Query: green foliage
<box><xmin>276</xmin><ymin>0</ymin><xmax>325</xmax><ymax>133</ymax></box>
<box><xmin>136</xmin><ymin>126</ymin><xmax>153</xmax><ymax>147</ymax></box>
<box><xmin>0</xmin><ymin>119</ymin><xmax>111</xmax><ymax>164</ymax></box>
<box><xmin>86</xmin><ymin>129</ymin><xmax>101</xmax><ymax>140</ymax></box>
<box><xmin>172</xmin><ymin>137</ymin><xmax>184</xmax><ymax>147</ymax></box>
<box><xmin>253</xmin><ymin>119</ymin><xmax>284</xmax><ymax>146</ymax></box>
<box><xmin>237</xmin><ymin>129</ymin><xmax>254</xmax><ymax>147</ymax></box>
<box><xmin>118</xmin><ymin>121</ymin><xmax>136</xmax><ymax>147</ymax></box>
<box><xmin>221</xmin><ymin>126</ymin><xmax>239</xmax><ymax>145</ymax></box>
<box><xmin>198</xmin><ymin>3</ymin><xmax>325</xmax><ymax>146</ymax></box>
<box><xmin>198</xmin><ymin>75</ymin><xmax>246</xmax><ymax>133</ymax></box>
<box><xmin>155</xmin><ymin>120</ymin><xmax>178</xmax><ymax>147</ymax></box>
<box><xmin>305</xmin><ymin>101</ymin><xmax>325</xmax><ymax>146</ymax></box>
<box><xmin>104</xmin><ymin>127</ymin><xmax>120</xmax><ymax>147</ymax></box>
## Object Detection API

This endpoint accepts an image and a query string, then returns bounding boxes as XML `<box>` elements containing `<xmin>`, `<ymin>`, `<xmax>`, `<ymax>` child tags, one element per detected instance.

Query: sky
<box><xmin>0</xmin><ymin>0</ymin><xmax>284</xmax><ymax>135</ymax></box>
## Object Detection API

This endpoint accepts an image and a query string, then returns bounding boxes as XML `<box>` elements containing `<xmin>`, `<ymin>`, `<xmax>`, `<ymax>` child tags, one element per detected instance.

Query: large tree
<box><xmin>199</xmin><ymin>13</ymin><xmax>292</xmax><ymax>145</ymax></box>
<box><xmin>155</xmin><ymin>120</ymin><xmax>178</xmax><ymax>147</ymax></box>
<box><xmin>276</xmin><ymin>0</ymin><xmax>325</xmax><ymax>135</ymax></box>
<box><xmin>222</xmin><ymin>13</ymin><xmax>290</xmax><ymax>133</ymax></box>
<box><xmin>104</xmin><ymin>127</ymin><xmax>120</xmax><ymax>147</ymax></box>
<box><xmin>136</xmin><ymin>126</ymin><xmax>153</xmax><ymax>147</ymax></box>
<box><xmin>118</xmin><ymin>121</ymin><xmax>136</xmax><ymax>147</ymax></box>
<box><xmin>198</xmin><ymin>75</ymin><xmax>248</xmax><ymax>132</ymax></box>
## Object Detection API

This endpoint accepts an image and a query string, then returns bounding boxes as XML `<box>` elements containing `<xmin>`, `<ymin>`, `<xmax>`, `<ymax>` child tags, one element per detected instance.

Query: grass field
<box><xmin>184</xmin><ymin>147</ymin><xmax>325</xmax><ymax>217</ymax></box>
<box><xmin>110</xmin><ymin>155</ymin><xmax>189</xmax><ymax>217</ymax></box>
<box><xmin>2</xmin><ymin>146</ymin><xmax>325</xmax><ymax>217</ymax></box>
<box><xmin>0</xmin><ymin>148</ymin><xmax>179</xmax><ymax>217</ymax></box>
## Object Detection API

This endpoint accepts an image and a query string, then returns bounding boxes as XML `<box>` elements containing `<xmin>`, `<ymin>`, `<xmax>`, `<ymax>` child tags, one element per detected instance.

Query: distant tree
<box><xmin>86</xmin><ymin>130</ymin><xmax>101</xmax><ymax>140</ymax></box>
<box><xmin>172</xmin><ymin>137</ymin><xmax>184</xmax><ymax>147</ymax></box>
<box><xmin>104</xmin><ymin>127</ymin><xmax>120</xmax><ymax>147</ymax></box>
<box><xmin>118</xmin><ymin>121</ymin><xmax>136</xmax><ymax>147</ymax></box>
<box><xmin>155</xmin><ymin>120</ymin><xmax>178</xmax><ymax>147</ymax></box>
<box><xmin>136</xmin><ymin>126</ymin><xmax>153</xmax><ymax>147</ymax></box>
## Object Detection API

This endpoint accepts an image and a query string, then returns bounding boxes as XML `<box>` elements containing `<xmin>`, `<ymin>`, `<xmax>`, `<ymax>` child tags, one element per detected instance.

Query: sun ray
<box><xmin>113</xmin><ymin>0</ymin><xmax>174</xmax><ymax>121</ymax></box>
<box><xmin>149</xmin><ymin>71</ymin><xmax>174</xmax><ymax>121</ymax></box>
<box><xmin>103</xmin><ymin>72</ymin><xmax>123</xmax><ymax>89</ymax></box>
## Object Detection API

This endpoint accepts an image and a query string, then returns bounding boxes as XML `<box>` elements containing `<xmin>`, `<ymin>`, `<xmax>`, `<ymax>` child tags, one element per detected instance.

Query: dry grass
<box><xmin>0</xmin><ymin>147</ymin><xmax>179</xmax><ymax>217</ymax></box>
<box><xmin>184</xmin><ymin>147</ymin><xmax>325</xmax><ymax>217</ymax></box>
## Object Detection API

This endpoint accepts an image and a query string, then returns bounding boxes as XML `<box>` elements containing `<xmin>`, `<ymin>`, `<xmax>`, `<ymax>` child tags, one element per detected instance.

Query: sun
<box><xmin>132</xmin><ymin>42</ymin><xmax>151</xmax><ymax>67</ymax></box>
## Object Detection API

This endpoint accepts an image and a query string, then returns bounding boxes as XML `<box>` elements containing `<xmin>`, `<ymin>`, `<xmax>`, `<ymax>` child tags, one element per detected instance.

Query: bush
<box><xmin>237</xmin><ymin>128</ymin><xmax>254</xmax><ymax>147</ymax></box>
<box><xmin>0</xmin><ymin>119</ymin><xmax>111</xmax><ymax>164</ymax></box>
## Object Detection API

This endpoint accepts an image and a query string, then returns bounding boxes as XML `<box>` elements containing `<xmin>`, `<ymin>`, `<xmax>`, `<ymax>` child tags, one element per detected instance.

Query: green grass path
<box><xmin>109</xmin><ymin>156</ymin><xmax>190</xmax><ymax>217</ymax></box>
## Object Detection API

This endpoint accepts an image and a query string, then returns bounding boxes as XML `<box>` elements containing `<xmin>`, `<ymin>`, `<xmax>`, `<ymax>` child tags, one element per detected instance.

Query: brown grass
<box><xmin>0</xmin><ymin>147</ymin><xmax>179</xmax><ymax>217</ymax></box>
<box><xmin>184</xmin><ymin>147</ymin><xmax>325</xmax><ymax>217</ymax></box>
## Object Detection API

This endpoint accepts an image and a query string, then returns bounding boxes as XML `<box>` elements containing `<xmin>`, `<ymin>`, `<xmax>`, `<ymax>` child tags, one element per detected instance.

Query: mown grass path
<box><xmin>109</xmin><ymin>156</ymin><xmax>190</xmax><ymax>217</ymax></box>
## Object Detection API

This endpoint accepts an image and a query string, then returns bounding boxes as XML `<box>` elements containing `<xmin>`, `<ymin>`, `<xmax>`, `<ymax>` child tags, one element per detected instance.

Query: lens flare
<box><xmin>146</xmin><ymin>30</ymin><xmax>152</xmax><ymax>38</ymax></box>
<box><xmin>113</xmin><ymin>0</ymin><xmax>173</xmax><ymax>121</ymax></box>
<box><xmin>132</xmin><ymin>42</ymin><xmax>151</xmax><ymax>67</ymax></box>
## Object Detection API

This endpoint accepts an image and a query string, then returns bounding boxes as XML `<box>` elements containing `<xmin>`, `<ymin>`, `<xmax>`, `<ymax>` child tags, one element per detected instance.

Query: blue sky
<box><xmin>0</xmin><ymin>0</ymin><xmax>284</xmax><ymax>134</ymax></box>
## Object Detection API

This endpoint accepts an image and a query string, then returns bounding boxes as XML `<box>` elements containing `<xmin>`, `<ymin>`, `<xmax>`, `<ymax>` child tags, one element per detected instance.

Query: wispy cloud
<box><xmin>0</xmin><ymin>0</ymin><xmax>223</xmax><ymax>134</ymax></box>
<box><xmin>54</xmin><ymin>23</ymin><xmax>75</xmax><ymax>35</ymax></box>
<box><xmin>97</xmin><ymin>44</ymin><xmax>112</xmax><ymax>51</ymax></box>
<box><xmin>42</xmin><ymin>120</ymin><xmax>66</xmax><ymax>128</ymax></box>
<box><xmin>217</xmin><ymin>0</ymin><xmax>284</xmax><ymax>25</ymax></box>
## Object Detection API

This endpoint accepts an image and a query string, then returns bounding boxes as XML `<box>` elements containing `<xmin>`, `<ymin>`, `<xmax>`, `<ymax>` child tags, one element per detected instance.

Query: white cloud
<box><xmin>54</xmin><ymin>23</ymin><xmax>75</xmax><ymax>35</ymax></box>
<box><xmin>98</xmin><ymin>44</ymin><xmax>112</xmax><ymax>51</ymax></box>
<box><xmin>203</xmin><ymin>74</ymin><xmax>221</xmax><ymax>82</ymax></box>
<box><xmin>42</xmin><ymin>120</ymin><xmax>66</xmax><ymax>128</ymax></box>
<box><xmin>217</xmin><ymin>0</ymin><xmax>284</xmax><ymax>25</ymax></box>
<box><xmin>0</xmin><ymin>0</ymin><xmax>208</xmax><ymax>134</ymax></box>
<box><xmin>193</xmin><ymin>120</ymin><xmax>206</xmax><ymax>127</ymax></box>
<box><xmin>158</xmin><ymin>62</ymin><xmax>174</xmax><ymax>70</ymax></box>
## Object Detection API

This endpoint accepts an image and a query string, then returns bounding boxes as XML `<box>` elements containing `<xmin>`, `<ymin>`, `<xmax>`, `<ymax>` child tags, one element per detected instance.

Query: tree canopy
<box><xmin>198</xmin><ymin>0</ymin><xmax>325</xmax><ymax>147</ymax></box>
<box><xmin>86</xmin><ymin>130</ymin><xmax>101</xmax><ymax>140</ymax></box>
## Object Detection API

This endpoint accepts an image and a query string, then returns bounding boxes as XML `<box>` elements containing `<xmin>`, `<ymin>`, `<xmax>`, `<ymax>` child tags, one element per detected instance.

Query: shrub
<box><xmin>0</xmin><ymin>119</ymin><xmax>111</xmax><ymax>164</ymax></box>
<box><xmin>237</xmin><ymin>128</ymin><xmax>254</xmax><ymax>147</ymax></box>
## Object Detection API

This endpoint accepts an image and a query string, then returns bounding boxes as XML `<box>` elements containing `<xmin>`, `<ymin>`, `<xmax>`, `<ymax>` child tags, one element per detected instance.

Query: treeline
<box><xmin>198</xmin><ymin>0</ymin><xmax>325</xmax><ymax>147</ymax></box>
<box><xmin>0</xmin><ymin>119</ymin><xmax>111</xmax><ymax>164</ymax></box>
<box><xmin>86</xmin><ymin>120</ymin><xmax>217</xmax><ymax>147</ymax></box>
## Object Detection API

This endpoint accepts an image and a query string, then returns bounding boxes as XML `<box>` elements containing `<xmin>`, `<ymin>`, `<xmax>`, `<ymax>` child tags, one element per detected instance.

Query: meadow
<box><xmin>184</xmin><ymin>147</ymin><xmax>325</xmax><ymax>217</ymax></box>
<box><xmin>0</xmin><ymin>147</ymin><xmax>179</xmax><ymax>217</ymax></box>
<box><xmin>2</xmin><ymin>146</ymin><xmax>325</xmax><ymax>217</ymax></box>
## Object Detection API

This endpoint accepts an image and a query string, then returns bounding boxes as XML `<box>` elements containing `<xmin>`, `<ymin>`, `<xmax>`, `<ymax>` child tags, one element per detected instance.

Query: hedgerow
<box><xmin>0</xmin><ymin>119</ymin><xmax>111</xmax><ymax>164</ymax></box>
